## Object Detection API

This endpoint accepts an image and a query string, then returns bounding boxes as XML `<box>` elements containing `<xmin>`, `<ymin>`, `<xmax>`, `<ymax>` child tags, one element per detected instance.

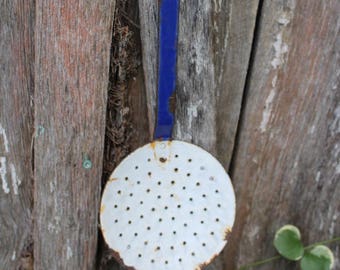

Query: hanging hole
<box><xmin>209</xmin><ymin>176</ymin><xmax>214</xmax><ymax>181</ymax></box>
<box><xmin>117</xmin><ymin>190</ymin><xmax>121</xmax><ymax>194</ymax></box>
<box><xmin>151</xmin><ymin>208</ymin><xmax>155</xmax><ymax>212</ymax></box>
<box><xmin>189</xmin><ymin>197</ymin><xmax>193</xmax><ymax>201</ymax></box>
<box><xmin>204</xmin><ymin>208</ymin><xmax>207</xmax><ymax>211</ymax></box>
<box><xmin>159</xmin><ymin>232</ymin><xmax>163</xmax><ymax>236</ymax></box>
<box><xmin>177</xmin><ymin>205</ymin><xmax>181</xmax><ymax>208</ymax></box>
<box><xmin>158</xmin><ymin>181</ymin><xmax>161</xmax><ymax>185</ymax></box>
<box><xmin>144</xmin><ymin>241</ymin><xmax>148</xmax><ymax>245</ymax></box>
<box><xmin>138</xmin><ymin>254</ymin><xmax>142</xmax><ymax>258</ymax></box>
<box><xmin>158</xmin><ymin>218</ymin><xmax>162</xmax><ymax>222</ymax></box>
<box><xmin>201</xmin><ymin>221</ymin><xmax>204</xmax><ymax>224</ymax></box>
<box><xmin>200</xmin><ymin>166</ymin><xmax>205</xmax><ymax>170</ymax></box>
<box><xmin>217</xmin><ymin>204</ymin><xmax>221</xmax><ymax>208</ymax></box>
<box><xmin>126</xmin><ymin>207</ymin><xmax>130</xmax><ymax>211</ymax></box>
<box><xmin>147</xmin><ymin>158</ymin><xmax>151</xmax><ymax>162</ymax></box>
<box><xmin>196</xmin><ymin>182</ymin><xmax>200</xmax><ymax>186</ymax></box>
<box><xmin>175</xmin><ymin>154</ymin><xmax>179</xmax><ymax>158</ymax></box>
<box><xmin>125</xmin><ymin>177</ymin><xmax>128</xmax><ymax>181</ymax></box>
<box><xmin>188</xmin><ymin>159</ymin><xmax>192</xmax><ymax>162</ymax></box>
<box><xmin>157</xmin><ymin>195</ymin><xmax>161</xmax><ymax>199</ymax></box>
<box><xmin>182</xmin><ymin>241</ymin><xmax>186</xmax><ymax>245</ymax></box>
<box><xmin>170</xmin><ymin>194</ymin><xmax>174</xmax><ymax>197</ymax></box>
<box><xmin>146</xmin><ymin>189</ymin><xmax>150</xmax><ymax>193</ymax></box>
<box><xmin>202</xmin><ymin>243</ymin><xmax>206</xmax><ymax>247</ymax></box>
<box><xmin>202</xmin><ymin>194</ymin><xmax>206</xmax><ymax>198</ymax></box>
<box><xmin>165</xmin><ymin>261</ymin><xmax>168</xmax><ymax>264</ymax></box>
<box><xmin>191</xmin><ymin>252</ymin><xmax>195</xmax><ymax>256</ymax></box>
<box><xmin>193</xmin><ymin>232</ymin><xmax>197</xmax><ymax>236</ymax></box>
<box><xmin>184</xmin><ymin>223</ymin><xmax>187</xmax><ymax>227</ymax></box>
<box><xmin>164</xmin><ymin>206</ymin><xmax>168</xmax><ymax>210</ymax></box>
<box><xmin>128</xmin><ymin>220</ymin><xmax>132</xmax><ymax>224</ymax></box>
<box><xmin>140</xmin><ymin>215</ymin><xmax>144</xmax><ymax>219</ymax></box>
<box><xmin>129</xmin><ymin>193</ymin><xmax>133</xmax><ymax>197</ymax></box>
<box><xmin>147</xmin><ymin>226</ymin><xmax>151</xmax><ymax>230</ymax></box>
<box><xmin>171</xmin><ymin>217</ymin><xmax>175</xmax><ymax>221</ymax></box>
<box><xmin>190</xmin><ymin>211</ymin><xmax>194</xmax><ymax>215</ymax></box>
<box><xmin>137</xmin><ymin>181</ymin><xmax>140</xmax><ymax>185</ymax></box>
<box><xmin>174</xmin><ymin>168</ymin><xmax>178</xmax><ymax>172</ymax></box>
<box><xmin>119</xmin><ymin>233</ymin><xmax>123</xmax><ymax>237</ymax></box>
<box><xmin>179</xmin><ymin>258</ymin><xmax>182</xmax><ymax>262</ymax></box>
<box><xmin>187</xmin><ymin>173</ymin><xmax>191</xmax><ymax>177</ymax></box>
<box><xmin>135</xmin><ymin>166</ymin><xmax>138</xmax><ymax>170</ymax></box>
<box><xmin>173</xmin><ymin>231</ymin><xmax>176</xmax><ymax>235</ymax></box>
<box><xmin>215</xmin><ymin>218</ymin><xmax>219</xmax><ymax>222</ymax></box>
<box><xmin>171</xmin><ymin>180</ymin><xmax>175</xmax><ymax>185</ymax></box>
<box><xmin>140</xmin><ymin>201</ymin><xmax>143</xmax><ymax>205</ymax></box>
<box><xmin>211</xmin><ymin>232</ymin><xmax>214</xmax><ymax>235</ymax></box>
<box><xmin>156</xmin><ymin>246</ymin><xmax>160</xmax><ymax>251</ymax></box>
<box><xmin>148</xmin><ymin>172</ymin><xmax>152</xmax><ymax>176</ymax></box>
<box><xmin>127</xmin><ymin>245</ymin><xmax>131</xmax><ymax>249</ymax></box>
<box><xmin>170</xmin><ymin>246</ymin><xmax>174</xmax><ymax>250</ymax></box>
<box><xmin>134</xmin><ymin>233</ymin><xmax>138</xmax><ymax>236</ymax></box>
<box><xmin>215</xmin><ymin>189</ymin><xmax>219</xmax><ymax>193</ymax></box>
<box><xmin>114</xmin><ymin>205</ymin><xmax>118</xmax><ymax>208</ymax></box>
<box><xmin>151</xmin><ymin>259</ymin><xmax>154</xmax><ymax>263</ymax></box>
<box><xmin>182</xmin><ymin>186</ymin><xmax>186</xmax><ymax>190</ymax></box>
<box><xmin>114</xmin><ymin>219</ymin><xmax>118</xmax><ymax>223</ymax></box>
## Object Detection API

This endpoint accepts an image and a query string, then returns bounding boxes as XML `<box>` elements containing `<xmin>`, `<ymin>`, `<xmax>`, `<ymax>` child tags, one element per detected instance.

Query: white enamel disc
<box><xmin>100</xmin><ymin>140</ymin><xmax>235</xmax><ymax>270</ymax></box>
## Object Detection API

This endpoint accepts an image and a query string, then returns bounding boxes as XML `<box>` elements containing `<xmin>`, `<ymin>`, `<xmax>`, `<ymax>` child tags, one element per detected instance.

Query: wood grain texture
<box><xmin>225</xmin><ymin>0</ymin><xmax>340</xmax><ymax>269</ymax></box>
<box><xmin>140</xmin><ymin>0</ymin><xmax>258</xmax><ymax>159</ymax></box>
<box><xmin>138</xmin><ymin>0</ymin><xmax>159</xmax><ymax>139</ymax></box>
<box><xmin>139</xmin><ymin>1</ymin><xmax>259</xmax><ymax>269</ymax></box>
<box><xmin>0</xmin><ymin>0</ymin><xmax>34</xmax><ymax>269</ymax></box>
<box><xmin>34</xmin><ymin>1</ymin><xmax>115</xmax><ymax>269</ymax></box>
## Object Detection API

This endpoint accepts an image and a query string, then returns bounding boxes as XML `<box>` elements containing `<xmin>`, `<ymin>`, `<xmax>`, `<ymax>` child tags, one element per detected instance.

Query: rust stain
<box><xmin>108</xmin><ymin>177</ymin><xmax>118</xmax><ymax>182</ymax></box>
<box><xmin>111</xmin><ymin>250</ymin><xmax>137</xmax><ymax>270</ymax></box>
<box><xmin>196</xmin><ymin>252</ymin><xmax>219</xmax><ymax>270</ymax></box>
<box><xmin>159</xmin><ymin>157</ymin><xmax>167</xmax><ymax>163</ymax></box>
<box><xmin>100</xmin><ymin>205</ymin><xmax>105</xmax><ymax>214</ymax></box>
<box><xmin>150</xmin><ymin>141</ymin><xmax>156</xmax><ymax>150</ymax></box>
<box><xmin>224</xmin><ymin>226</ymin><xmax>232</xmax><ymax>241</ymax></box>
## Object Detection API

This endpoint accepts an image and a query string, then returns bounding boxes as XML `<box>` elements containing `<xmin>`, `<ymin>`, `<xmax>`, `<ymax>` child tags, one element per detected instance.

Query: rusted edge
<box><xmin>224</xmin><ymin>226</ymin><xmax>232</xmax><ymax>241</ymax></box>
<box><xmin>196</xmin><ymin>252</ymin><xmax>220</xmax><ymax>270</ymax></box>
<box><xmin>111</xmin><ymin>249</ymin><xmax>137</xmax><ymax>270</ymax></box>
<box><xmin>108</xmin><ymin>177</ymin><xmax>118</xmax><ymax>182</ymax></box>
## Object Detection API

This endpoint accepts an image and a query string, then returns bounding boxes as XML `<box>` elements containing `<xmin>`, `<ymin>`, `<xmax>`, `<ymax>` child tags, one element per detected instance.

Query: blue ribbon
<box><xmin>154</xmin><ymin>0</ymin><xmax>180</xmax><ymax>140</ymax></box>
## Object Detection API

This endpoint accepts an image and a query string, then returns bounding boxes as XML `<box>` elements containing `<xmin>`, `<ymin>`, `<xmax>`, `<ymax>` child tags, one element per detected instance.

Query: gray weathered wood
<box><xmin>0</xmin><ymin>0</ymin><xmax>34</xmax><ymax>269</ymax></box>
<box><xmin>139</xmin><ymin>0</ymin><xmax>259</xmax><ymax>268</ymax></box>
<box><xmin>225</xmin><ymin>0</ymin><xmax>340</xmax><ymax>269</ymax></box>
<box><xmin>138</xmin><ymin>0</ymin><xmax>159</xmax><ymax>139</ymax></box>
<box><xmin>34</xmin><ymin>1</ymin><xmax>115</xmax><ymax>269</ymax></box>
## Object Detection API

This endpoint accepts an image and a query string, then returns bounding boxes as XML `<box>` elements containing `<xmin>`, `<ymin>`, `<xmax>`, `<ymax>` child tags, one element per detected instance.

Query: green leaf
<box><xmin>301</xmin><ymin>245</ymin><xmax>334</xmax><ymax>270</ymax></box>
<box><xmin>273</xmin><ymin>225</ymin><xmax>304</xmax><ymax>261</ymax></box>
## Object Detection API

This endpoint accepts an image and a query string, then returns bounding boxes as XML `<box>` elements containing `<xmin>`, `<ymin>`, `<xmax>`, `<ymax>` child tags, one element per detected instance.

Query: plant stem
<box><xmin>238</xmin><ymin>236</ymin><xmax>340</xmax><ymax>270</ymax></box>
<box><xmin>238</xmin><ymin>255</ymin><xmax>281</xmax><ymax>270</ymax></box>
<box><xmin>304</xmin><ymin>236</ymin><xmax>340</xmax><ymax>250</ymax></box>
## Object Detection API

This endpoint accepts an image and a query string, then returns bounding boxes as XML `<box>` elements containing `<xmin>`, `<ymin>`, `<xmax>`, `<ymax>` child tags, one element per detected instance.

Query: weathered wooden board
<box><xmin>0</xmin><ymin>1</ymin><xmax>34</xmax><ymax>269</ymax></box>
<box><xmin>139</xmin><ymin>0</ymin><xmax>259</xmax><ymax>269</ymax></box>
<box><xmin>225</xmin><ymin>0</ymin><xmax>340</xmax><ymax>269</ymax></box>
<box><xmin>34</xmin><ymin>1</ymin><xmax>115</xmax><ymax>269</ymax></box>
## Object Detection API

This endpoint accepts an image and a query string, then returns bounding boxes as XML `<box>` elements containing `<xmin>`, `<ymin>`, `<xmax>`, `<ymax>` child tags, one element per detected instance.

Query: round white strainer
<box><xmin>100</xmin><ymin>140</ymin><xmax>235</xmax><ymax>269</ymax></box>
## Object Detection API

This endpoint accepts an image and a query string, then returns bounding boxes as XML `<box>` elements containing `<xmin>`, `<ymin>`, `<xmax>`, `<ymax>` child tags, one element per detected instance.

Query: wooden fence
<box><xmin>0</xmin><ymin>0</ymin><xmax>338</xmax><ymax>269</ymax></box>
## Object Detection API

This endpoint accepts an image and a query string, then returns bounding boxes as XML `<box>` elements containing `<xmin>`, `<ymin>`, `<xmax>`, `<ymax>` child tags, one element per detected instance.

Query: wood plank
<box><xmin>139</xmin><ymin>1</ymin><xmax>259</xmax><ymax>268</ymax></box>
<box><xmin>0</xmin><ymin>1</ymin><xmax>34</xmax><ymax>269</ymax></box>
<box><xmin>34</xmin><ymin>1</ymin><xmax>115</xmax><ymax>269</ymax></box>
<box><xmin>225</xmin><ymin>0</ymin><xmax>340</xmax><ymax>269</ymax></box>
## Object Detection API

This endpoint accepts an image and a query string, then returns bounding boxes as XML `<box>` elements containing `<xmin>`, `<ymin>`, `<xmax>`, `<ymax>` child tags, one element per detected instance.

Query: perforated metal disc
<box><xmin>100</xmin><ymin>140</ymin><xmax>235</xmax><ymax>270</ymax></box>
